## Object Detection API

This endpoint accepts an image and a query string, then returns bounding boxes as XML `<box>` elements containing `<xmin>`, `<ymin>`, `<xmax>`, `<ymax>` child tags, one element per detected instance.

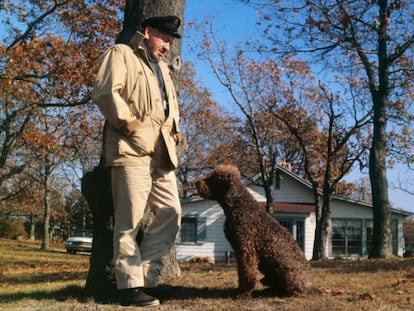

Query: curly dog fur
<box><xmin>195</xmin><ymin>164</ymin><xmax>313</xmax><ymax>298</ymax></box>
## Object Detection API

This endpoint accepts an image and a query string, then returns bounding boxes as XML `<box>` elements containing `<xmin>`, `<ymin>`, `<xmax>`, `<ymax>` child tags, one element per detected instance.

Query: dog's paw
<box><xmin>233</xmin><ymin>291</ymin><xmax>252</xmax><ymax>300</ymax></box>
<box><xmin>260</xmin><ymin>275</ymin><xmax>273</xmax><ymax>287</ymax></box>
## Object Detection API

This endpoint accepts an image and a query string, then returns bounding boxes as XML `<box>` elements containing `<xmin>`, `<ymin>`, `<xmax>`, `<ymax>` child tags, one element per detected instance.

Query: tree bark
<box><xmin>369</xmin><ymin>95</ymin><xmax>393</xmax><ymax>258</ymax></box>
<box><xmin>311</xmin><ymin>196</ymin><xmax>323</xmax><ymax>260</ymax></box>
<box><xmin>368</xmin><ymin>2</ymin><xmax>393</xmax><ymax>258</ymax></box>
<box><xmin>41</xmin><ymin>168</ymin><xmax>51</xmax><ymax>250</ymax></box>
<box><xmin>82</xmin><ymin>163</ymin><xmax>116</xmax><ymax>301</ymax></box>
<box><xmin>83</xmin><ymin>0</ymin><xmax>186</xmax><ymax>300</ymax></box>
<box><xmin>29</xmin><ymin>215</ymin><xmax>35</xmax><ymax>240</ymax></box>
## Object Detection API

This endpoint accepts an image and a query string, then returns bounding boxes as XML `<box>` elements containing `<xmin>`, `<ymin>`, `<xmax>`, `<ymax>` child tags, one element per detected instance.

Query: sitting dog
<box><xmin>195</xmin><ymin>164</ymin><xmax>313</xmax><ymax>298</ymax></box>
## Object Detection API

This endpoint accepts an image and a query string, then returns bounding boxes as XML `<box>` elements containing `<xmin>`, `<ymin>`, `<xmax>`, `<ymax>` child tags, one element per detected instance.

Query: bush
<box><xmin>0</xmin><ymin>218</ymin><xmax>27</xmax><ymax>239</ymax></box>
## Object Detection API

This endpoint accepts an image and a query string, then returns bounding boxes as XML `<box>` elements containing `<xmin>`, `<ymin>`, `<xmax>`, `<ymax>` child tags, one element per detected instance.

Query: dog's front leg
<box><xmin>234</xmin><ymin>249</ymin><xmax>258</xmax><ymax>299</ymax></box>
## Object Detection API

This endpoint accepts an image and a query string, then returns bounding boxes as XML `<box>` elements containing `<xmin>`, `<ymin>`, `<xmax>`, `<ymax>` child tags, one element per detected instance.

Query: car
<box><xmin>65</xmin><ymin>229</ymin><xmax>93</xmax><ymax>254</ymax></box>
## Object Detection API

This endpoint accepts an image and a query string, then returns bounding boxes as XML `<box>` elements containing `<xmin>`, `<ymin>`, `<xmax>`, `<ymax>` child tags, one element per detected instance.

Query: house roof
<box><xmin>183</xmin><ymin>165</ymin><xmax>412</xmax><ymax>217</ymax></box>
<box><xmin>248</xmin><ymin>164</ymin><xmax>313</xmax><ymax>188</ymax></box>
<box><xmin>258</xmin><ymin>202</ymin><xmax>315</xmax><ymax>214</ymax></box>
<box><xmin>252</xmin><ymin>164</ymin><xmax>413</xmax><ymax>217</ymax></box>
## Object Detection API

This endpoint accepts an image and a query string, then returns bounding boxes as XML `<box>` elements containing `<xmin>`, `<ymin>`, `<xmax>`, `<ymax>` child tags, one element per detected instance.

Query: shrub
<box><xmin>0</xmin><ymin>218</ymin><xmax>27</xmax><ymax>239</ymax></box>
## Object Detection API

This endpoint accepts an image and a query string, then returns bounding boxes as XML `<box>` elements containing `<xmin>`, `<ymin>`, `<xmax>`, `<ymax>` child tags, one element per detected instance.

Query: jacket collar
<box><xmin>129</xmin><ymin>31</ymin><xmax>145</xmax><ymax>54</ymax></box>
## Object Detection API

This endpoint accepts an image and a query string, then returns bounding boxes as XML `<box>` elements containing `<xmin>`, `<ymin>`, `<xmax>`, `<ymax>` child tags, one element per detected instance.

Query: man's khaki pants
<box><xmin>111</xmin><ymin>165</ymin><xmax>181</xmax><ymax>289</ymax></box>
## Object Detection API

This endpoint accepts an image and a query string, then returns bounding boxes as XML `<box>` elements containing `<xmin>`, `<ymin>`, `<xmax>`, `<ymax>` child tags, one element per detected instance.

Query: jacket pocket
<box><xmin>118</xmin><ymin>116</ymin><xmax>156</xmax><ymax>156</ymax></box>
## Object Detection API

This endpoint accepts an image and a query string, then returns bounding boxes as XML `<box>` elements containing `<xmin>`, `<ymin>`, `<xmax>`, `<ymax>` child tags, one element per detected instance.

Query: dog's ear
<box><xmin>224</xmin><ymin>191</ymin><xmax>233</xmax><ymax>208</ymax></box>
<box><xmin>223</xmin><ymin>180</ymin><xmax>239</xmax><ymax>208</ymax></box>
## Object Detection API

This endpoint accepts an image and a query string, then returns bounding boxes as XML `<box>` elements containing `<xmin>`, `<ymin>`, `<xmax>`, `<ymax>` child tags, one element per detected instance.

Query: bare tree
<box><xmin>200</xmin><ymin>32</ymin><xmax>283</xmax><ymax>212</ymax></box>
<box><xmin>198</xmin><ymin>21</ymin><xmax>371</xmax><ymax>258</ymax></box>
<box><xmin>177</xmin><ymin>63</ymin><xmax>238</xmax><ymax>198</ymax></box>
<box><xmin>393</xmin><ymin>175</ymin><xmax>414</xmax><ymax>197</ymax></box>
<box><xmin>246</xmin><ymin>0</ymin><xmax>414</xmax><ymax>258</ymax></box>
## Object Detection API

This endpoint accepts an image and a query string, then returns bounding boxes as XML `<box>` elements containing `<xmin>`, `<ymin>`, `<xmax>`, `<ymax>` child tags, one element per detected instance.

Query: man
<box><xmin>92</xmin><ymin>16</ymin><xmax>182</xmax><ymax>307</ymax></box>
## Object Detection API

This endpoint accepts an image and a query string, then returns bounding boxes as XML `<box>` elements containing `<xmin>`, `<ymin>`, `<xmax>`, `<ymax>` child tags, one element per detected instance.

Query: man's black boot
<box><xmin>118</xmin><ymin>287</ymin><xmax>160</xmax><ymax>307</ymax></box>
<box><xmin>143</xmin><ymin>285</ymin><xmax>184</xmax><ymax>300</ymax></box>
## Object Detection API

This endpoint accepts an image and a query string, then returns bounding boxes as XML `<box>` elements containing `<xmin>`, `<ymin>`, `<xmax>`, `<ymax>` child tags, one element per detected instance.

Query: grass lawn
<box><xmin>1</xmin><ymin>238</ymin><xmax>414</xmax><ymax>310</ymax></box>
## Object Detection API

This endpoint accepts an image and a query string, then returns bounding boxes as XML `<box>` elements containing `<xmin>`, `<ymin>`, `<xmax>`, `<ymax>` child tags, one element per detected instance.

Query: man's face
<box><xmin>144</xmin><ymin>26</ymin><xmax>175</xmax><ymax>62</ymax></box>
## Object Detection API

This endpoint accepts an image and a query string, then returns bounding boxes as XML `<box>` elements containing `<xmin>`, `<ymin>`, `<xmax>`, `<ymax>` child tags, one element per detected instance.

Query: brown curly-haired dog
<box><xmin>195</xmin><ymin>164</ymin><xmax>313</xmax><ymax>298</ymax></box>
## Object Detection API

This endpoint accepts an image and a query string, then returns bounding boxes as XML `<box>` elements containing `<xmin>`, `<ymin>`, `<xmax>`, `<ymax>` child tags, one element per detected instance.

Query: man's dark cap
<box><xmin>142</xmin><ymin>16</ymin><xmax>181</xmax><ymax>38</ymax></box>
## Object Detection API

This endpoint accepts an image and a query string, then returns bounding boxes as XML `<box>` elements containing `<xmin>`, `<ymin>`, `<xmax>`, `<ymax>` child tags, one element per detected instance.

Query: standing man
<box><xmin>92</xmin><ymin>16</ymin><xmax>182</xmax><ymax>307</ymax></box>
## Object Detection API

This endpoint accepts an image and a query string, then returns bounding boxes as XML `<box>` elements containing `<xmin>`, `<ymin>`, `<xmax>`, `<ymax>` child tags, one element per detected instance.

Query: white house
<box><xmin>175</xmin><ymin>165</ymin><xmax>412</xmax><ymax>262</ymax></box>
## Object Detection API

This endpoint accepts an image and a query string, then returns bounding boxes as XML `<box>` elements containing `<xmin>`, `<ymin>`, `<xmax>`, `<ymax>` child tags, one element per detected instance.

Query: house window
<box><xmin>179</xmin><ymin>215</ymin><xmax>206</xmax><ymax>244</ymax></box>
<box><xmin>278</xmin><ymin>218</ymin><xmax>305</xmax><ymax>251</ymax></box>
<box><xmin>331</xmin><ymin>219</ymin><xmax>362</xmax><ymax>257</ymax></box>
<box><xmin>366</xmin><ymin>220</ymin><xmax>373</xmax><ymax>256</ymax></box>
<box><xmin>366</xmin><ymin>219</ymin><xmax>398</xmax><ymax>256</ymax></box>
<box><xmin>392</xmin><ymin>219</ymin><xmax>398</xmax><ymax>255</ymax></box>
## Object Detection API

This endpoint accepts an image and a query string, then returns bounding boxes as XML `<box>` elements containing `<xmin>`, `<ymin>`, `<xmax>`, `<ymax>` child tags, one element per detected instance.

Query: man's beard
<box><xmin>149</xmin><ymin>51</ymin><xmax>161</xmax><ymax>63</ymax></box>
<box><xmin>144</xmin><ymin>40</ymin><xmax>161</xmax><ymax>63</ymax></box>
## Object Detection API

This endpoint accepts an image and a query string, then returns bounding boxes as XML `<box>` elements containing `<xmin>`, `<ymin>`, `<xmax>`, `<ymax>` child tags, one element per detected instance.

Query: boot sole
<box><xmin>120</xmin><ymin>299</ymin><xmax>160</xmax><ymax>307</ymax></box>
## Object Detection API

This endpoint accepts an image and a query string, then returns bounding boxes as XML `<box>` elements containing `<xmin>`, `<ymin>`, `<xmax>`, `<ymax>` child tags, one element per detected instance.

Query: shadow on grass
<box><xmin>162</xmin><ymin>285</ymin><xmax>235</xmax><ymax>301</ymax></box>
<box><xmin>138</xmin><ymin>285</ymin><xmax>287</xmax><ymax>303</ymax></box>
<box><xmin>311</xmin><ymin>257</ymin><xmax>414</xmax><ymax>274</ymax></box>
<box><xmin>1</xmin><ymin>271</ymin><xmax>88</xmax><ymax>286</ymax></box>
<box><xmin>0</xmin><ymin>285</ymin><xmax>88</xmax><ymax>304</ymax></box>
<box><xmin>0</xmin><ymin>284</ymin><xmax>277</xmax><ymax>305</ymax></box>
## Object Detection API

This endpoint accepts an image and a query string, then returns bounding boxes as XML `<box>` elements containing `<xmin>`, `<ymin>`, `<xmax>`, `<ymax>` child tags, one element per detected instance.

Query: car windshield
<box><xmin>72</xmin><ymin>230</ymin><xmax>93</xmax><ymax>238</ymax></box>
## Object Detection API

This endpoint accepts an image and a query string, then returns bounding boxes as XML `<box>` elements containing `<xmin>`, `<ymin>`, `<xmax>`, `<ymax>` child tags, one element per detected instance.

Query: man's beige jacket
<box><xmin>92</xmin><ymin>32</ymin><xmax>180</xmax><ymax>168</ymax></box>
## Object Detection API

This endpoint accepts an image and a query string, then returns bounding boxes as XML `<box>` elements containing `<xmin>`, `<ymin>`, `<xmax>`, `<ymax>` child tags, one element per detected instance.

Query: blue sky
<box><xmin>184</xmin><ymin>0</ymin><xmax>257</xmax><ymax>42</ymax></box>
<box><xmin>183</xmin><ymin>0</ymin><xmax>414</xmax><ymax>213</ymax></box>
<box><xmin>183</xmin><ymin>0</ymin><xmax>259</xmax><ymax>107</ymax></box>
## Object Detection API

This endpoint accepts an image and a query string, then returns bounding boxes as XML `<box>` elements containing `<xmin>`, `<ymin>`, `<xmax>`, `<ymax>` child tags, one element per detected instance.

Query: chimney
<box><xmin>278</xmin><ymin>161</ymin><xmax>292</xmax><ymax>171</ymax></box>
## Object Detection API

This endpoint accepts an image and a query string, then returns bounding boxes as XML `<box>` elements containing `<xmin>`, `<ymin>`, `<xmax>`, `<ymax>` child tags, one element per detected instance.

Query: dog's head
<box><xmin>195</xmin><ymin>164</ymin><xmax>241</xmax><ymax>210</ymax></box>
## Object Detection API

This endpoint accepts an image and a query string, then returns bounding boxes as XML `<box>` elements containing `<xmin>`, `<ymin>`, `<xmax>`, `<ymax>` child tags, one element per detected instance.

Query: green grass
<box><xmin>1</xmin><ymin>238</ymin><xmax>414</xmax><ymax>310</ymax></box>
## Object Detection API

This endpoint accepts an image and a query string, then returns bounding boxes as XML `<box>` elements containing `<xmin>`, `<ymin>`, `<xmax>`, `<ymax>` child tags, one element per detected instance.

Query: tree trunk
<box><xmin>312</xmin><ymin>202</ymin><xmax>330</xmax><ymax>260</ymax></box>
<box><xmin>83</xmin><ymin>0</ymin><xmax>186</xmax><ymax>300</ymax></box>
<box><xmin>82</xmin><ymin>163</ymin><xmax>116</xmax><ymax>301</ymax></box>
<box><xmin>369</xmin><ymin>95</ymin><xmax>393</xmax><ymax>258</ymax></box>
<box><xmin>320</xmin><ymin>196</ymin><xmax>331</xmax><ymax>259</ymax></box>
<box><xmin>263</xmin><ymin>177</ymin><xmax>274</xmax><ymax>214</ymax></box>
<box><xmin>310</xmin><ymin>180</ymin><xmax>325</xmax><ymax>261</ymax></box>
<box><xmin>311</xmin><ymin>180</ymin><xmax>332</xmax><ymax>261</ymax></box>
<box><xmin>316</xmin><ymin>162</ymin><xmax>333</xmax><ymax>260</ymax></box>
<box><xmin>369</xmin><ymin>5</ymin><xmax>393</xmax><ymax>258</ymax></box>
<box><xmin>41</xmin><ymin>174</ymin><xmax>50</xmax><ymax>250</ymax></box>
<box><xmin>29</xmin><ymin>214</ymin><xmax>36</xmax><ymax>240</ymax></box>
<box><xmin>312</xmin><ymin>200</ymin><xmax>323</xmax><ymax>261</ymax></box>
